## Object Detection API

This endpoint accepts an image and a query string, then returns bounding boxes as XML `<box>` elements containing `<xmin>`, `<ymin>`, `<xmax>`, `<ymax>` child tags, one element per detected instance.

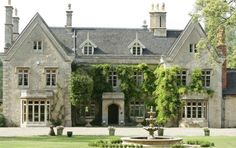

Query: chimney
<box><xmin>4</xmin><ymin>0</ymin><xmax>13</xmax><ymax>51</ymax></box>
<box><xmin>217</xmin><ymin>26</ymin><xmax>227</xmax><ymax>89</ymax></box>
<box><xmin>149</xmin><ymin>3</ymin><xmax>167</xmax><ymax>37</ymax></box>
<box><xmin>13</xmin><ymin>8</ymin><xmax>20</xmax><ymax>41</ymax></box>
<box><xmin>66</xmin><ymin>4</ymin><xmax>73</xmax><ymax>28</ymax></box>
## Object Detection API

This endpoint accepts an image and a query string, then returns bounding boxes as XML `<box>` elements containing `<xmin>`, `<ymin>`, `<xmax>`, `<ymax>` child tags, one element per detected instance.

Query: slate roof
<box><xmin>223</xmin><ymin>69</ymin><xmax>236</xmax><ymax>95</ymax></box>
<box><xmin>50</xmin><ymin>27</ymin><xmax>182</xmax><ymax>56</ymax></box>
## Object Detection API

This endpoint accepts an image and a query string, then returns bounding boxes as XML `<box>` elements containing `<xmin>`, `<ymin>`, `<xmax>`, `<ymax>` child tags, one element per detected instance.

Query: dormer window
<box><xmin>128</xmin><ymin>33</ymin><xmax>145</xmax><ymax>56</ymax></box>
<box><xmin>33</xmin><ymin>41</ymin><xmax>42</xmax><ymax>51</ymax></box>
<box><xmin>83</xmin><ymin>42</ymin><xmax>94</xmax><ymax>55</ymax></box>
<box><xmin>80</xmin><ymin>32</ymin><xmax>97</xmax><ymax>56</ymax></box>
<box><xmin>131</xmin><ymin>43</ymin><xmax>142</xmax><ymax>56</ymax></box>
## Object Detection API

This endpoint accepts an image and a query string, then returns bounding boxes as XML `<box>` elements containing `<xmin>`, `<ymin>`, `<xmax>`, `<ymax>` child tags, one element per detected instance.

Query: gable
<box><xmin>3</xmin><ymin>13</ymin><xmax>73</xmax><ymax>62</ymax></box>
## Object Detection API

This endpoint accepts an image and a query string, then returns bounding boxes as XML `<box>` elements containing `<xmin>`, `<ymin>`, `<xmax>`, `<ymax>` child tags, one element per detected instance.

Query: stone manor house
<box><xmin>1</xmin><ymin>1</ymin><xmax>236</xmax><ymax>128</ymax></box>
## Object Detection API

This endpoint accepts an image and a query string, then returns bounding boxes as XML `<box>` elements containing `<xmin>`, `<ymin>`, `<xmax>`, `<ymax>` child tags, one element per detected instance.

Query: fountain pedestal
<box><xmin>122</xmin><ymin>106</ymin><xmax>182</xmax><ymax>147</ymax></box>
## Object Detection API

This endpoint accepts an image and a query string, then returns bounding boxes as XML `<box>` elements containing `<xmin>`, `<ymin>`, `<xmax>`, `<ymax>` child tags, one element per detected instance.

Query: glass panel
<box><xmin>198</xmin><ymin>107</ymin><xmax>202</xmax><ymax>118</ymax></box>
<box><xmin>28</xmin><ymin>105</ymin><xmax>33</xmax><ymax>122</ymax></box>
<box><xmin>18</xmin><ymin>74</ymin><xmax>23</xmax><ymax>85</ymax></box>
<box><xmin>192</xmin><ymin>107</ymin><xmax>196</xmax><ymax>118</ymax></box>
<box><xmin>34</xmin><ymin>106</ymin><xmax>39</xmax><ymax>122</ymax></box>
<box><xmin>40</xmin><ymin>105</ymin><xmax>45</xmax><ymax>122</ymax></box>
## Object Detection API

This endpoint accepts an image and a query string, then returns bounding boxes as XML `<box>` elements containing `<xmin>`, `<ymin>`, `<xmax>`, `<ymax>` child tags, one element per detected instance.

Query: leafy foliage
<box><xmin>192</xmin><ymin>0</ymin><xmax>236</xmax><ymax>66</ymax></box>
<box><xmin>69</xmin><ymin>70</ymin><xmax>94</xmax><ymax>106</ymax></box>
<box><xmin>153</xmin><ymin>66</ymin><xmax>183</xmax><ymax>125</ymax></box>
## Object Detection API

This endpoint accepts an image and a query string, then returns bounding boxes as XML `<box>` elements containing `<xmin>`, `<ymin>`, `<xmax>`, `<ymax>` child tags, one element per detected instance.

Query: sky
<box><xmin>0</xmin><ymin>0</ymin><xmax>196</xmax><ymax>52</ymax></box>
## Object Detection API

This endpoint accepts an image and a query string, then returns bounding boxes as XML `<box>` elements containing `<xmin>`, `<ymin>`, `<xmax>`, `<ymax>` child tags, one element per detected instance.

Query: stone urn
<box><xmin>85</xmin><ymin>116</ymin><xmax>94</xmax><ymax>127</ymax></box>
<box><xmin>56</xmin><ymin>126</ymin><xmax>64</xmax><ymax>136</ymax></box>
<box><xmin>108</xmin><ymin>126</ymin><xmax>115</xmax><ymax>136</ymax></box>
<box><xmin>135</xmin><ymin>116</ymin><xmax>144</xmax><ymax>127</ymax></box>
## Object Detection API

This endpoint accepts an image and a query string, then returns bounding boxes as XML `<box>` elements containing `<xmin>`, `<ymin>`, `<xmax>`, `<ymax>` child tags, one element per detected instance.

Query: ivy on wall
<box><xmin>69</xmin><ymin>63</ymin><xmax>214</xmax><ymax>125</ymax></box>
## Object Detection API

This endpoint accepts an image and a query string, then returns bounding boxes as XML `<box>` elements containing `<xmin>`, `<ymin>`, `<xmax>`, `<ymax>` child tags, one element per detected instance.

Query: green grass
<box><xmin>0</xmin><ymin>135</ymin><xmax>119</xmax><ymax>148</ymax></box>
<box><xmin>183</xmin><ymin>136</ymin><xmax>236</xmax><ymax>148</ymax></box>
<box><xmin>0</xmin><ymin>135</ymin><xmax>235</xmax><ymax>148</ymax></box>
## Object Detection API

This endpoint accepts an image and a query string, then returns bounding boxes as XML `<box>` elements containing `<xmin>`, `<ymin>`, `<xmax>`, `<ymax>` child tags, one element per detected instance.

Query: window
<box><xmin>202</xmin><ymin>70</ymin><xmax>211</xmax><ymax>87</ymax></box>
<box><xmin>182</xmin><ymin>101</ymin><xmax>207</xmax><ymax>119</ymax></box>
<box><xmin>133</xmin><ymin>72</ymin><xmax>143</xmax><ymax>85</ymax></box>
<box><xmin>22</xmin><ymin>100</ymin><xmax>50</xmax><ymax>124</ymax></box>
<box><xmin>18</xmin><ymin>69</ymin><xmax>29</xmax><ymax>87</ymax></box>
<box><xmin>177</xmin><ymin>70</ymin><xmax>187</xmax><ymax>86</ymax></box>
<box><xmin>45</xmin><ymin>69</ymin><xmax>57</xmax><ymax>87</ymax></box>
<box><xmin>131</xmin><ymin>43</ymin><xmax>142</xmax><ymax>56</ymax></box>
<box><xmin>33</xmin><ymin>41</ymin><xmax>42</xmax><ymax>50</ymax></box>
<box><xmin>189</xmin><ymin>44</ymin><xmax>197</xmax><ymax>53</ymax></box>
<box><xmin>108</xmin><ymin>71</ymin><xmax>118</xmax><ymax>89</ymax></box>
<box><xmin>83</xmin><ymin>42</ymin><xmax>94</xmax><ymax>55</ymax></box>
<box><xmin>130</xmin><ymin>101</ymin><xmax>145</xmax><ymax>117</ymax></box>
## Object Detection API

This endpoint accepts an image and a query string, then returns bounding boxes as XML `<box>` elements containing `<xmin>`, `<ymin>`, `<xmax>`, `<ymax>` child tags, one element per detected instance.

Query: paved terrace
<box><xmin>0</xmin><ymin>127</ymin><xmax>236</xmax><ymax>137</ymax></box>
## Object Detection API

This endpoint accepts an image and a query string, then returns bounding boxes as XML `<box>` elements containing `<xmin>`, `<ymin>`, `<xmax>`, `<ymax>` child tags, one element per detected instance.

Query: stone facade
<box><xmin>1</xmin><ymin>2</ymin><xmax>236</xmax><ymax>128</ymax></box>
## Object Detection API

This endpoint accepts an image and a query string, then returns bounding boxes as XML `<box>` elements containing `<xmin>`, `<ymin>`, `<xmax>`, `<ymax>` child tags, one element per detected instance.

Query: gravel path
<box><xmin>0</xmin><ymin>127</ymin><xmax>235</xmax><ymax>137</ymax></box>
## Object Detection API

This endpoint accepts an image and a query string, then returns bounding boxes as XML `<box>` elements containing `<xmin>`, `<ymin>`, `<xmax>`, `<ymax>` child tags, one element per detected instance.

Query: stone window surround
<box><xmin>43</xmin><ymin>67</ymin><xmax>58</xmax><ymax>88</ymax></box>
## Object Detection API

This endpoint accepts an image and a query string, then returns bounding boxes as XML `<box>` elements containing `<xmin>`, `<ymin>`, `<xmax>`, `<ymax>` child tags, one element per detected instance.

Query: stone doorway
<box><xmin>108</xmin><ymin>104</ymin><xmax>119</xmax><ymax>124</ymax></box>
<box><xmin>102</xmin><ymin>92</ymin><xmax>125</xmax><ymax>125</ymax></box>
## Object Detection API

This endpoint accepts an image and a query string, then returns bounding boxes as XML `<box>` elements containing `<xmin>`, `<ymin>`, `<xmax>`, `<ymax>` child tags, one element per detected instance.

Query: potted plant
<box><xmin>204</xmin><ymin>128</ymin><xmax>210</xmax><ymax>136</ymax></box>
<box><xmin>56</xmin><ymin>125</ymin><xmax>64</xmax><ymax>136</ymax></box>
<box><xmin>108</xmin><ymin>126</ymin><xmax>115</xmax><ymax>136</ymax></box>
<box><xmin>67</xmin><ymin>131</ymin><xmax>73</xmax><ymax>137</ymax></box>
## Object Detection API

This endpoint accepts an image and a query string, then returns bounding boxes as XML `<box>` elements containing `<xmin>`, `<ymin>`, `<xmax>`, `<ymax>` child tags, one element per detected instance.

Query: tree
<box><xmin>192</xmin><ymin>0</ymin><xmax>236</xmax><ymax>64</ymax></box>
<box><xmin>153</xmin><ymin>66</ymin><xmax>183</xmax><ymax>126</ymax></box>
<box><xmin>69</xmin><ymin>71</ymin><xmax>93</xmax><ymax>106</ymax></box>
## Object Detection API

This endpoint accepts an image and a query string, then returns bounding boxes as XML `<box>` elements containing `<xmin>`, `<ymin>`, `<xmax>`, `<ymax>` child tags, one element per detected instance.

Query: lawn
<box><xmin>0</xmin><ymin>135</ymin><xmax>235</xmax><ymax>148</ymax></box>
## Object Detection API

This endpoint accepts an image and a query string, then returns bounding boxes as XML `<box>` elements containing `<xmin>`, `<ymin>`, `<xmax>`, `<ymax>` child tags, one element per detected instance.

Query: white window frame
<box><xmin>33</xmin><ymin>41</ymin><xmax>43</xmax><ymax>51</ymax></box>
<box><xmin>21</xmin><ymin>99</ymin><xmax>50</xmax><ymax>124</ymax></box>
<box><xmin>133</xmin><ymin>72</ymin><xmax>143</xmax><ymax>85</ymax></box>
<box><xmin>45</xmin><ymin>69</ymin><xmax>57</xmax><ymax>87</ymax></box>
<box><xmin>131</xmin><ymin>43</ymin><xmax>143</xmax><ymax>56</ymax></box>
<box><xmin>18</xmin><ymin>69</ymin><xmax>29</xmax><ymax>87</ymax></box>
<box><xmin>182</xmin><ymin>100</ymin><xmax>207</xmax><ymax>119</ymax></box>
<box><xmin>130</xmin><ymin>101</ymin><xmax>145</xmax><ymax>118</ymax></box>
<box><xmin>202</xmin><ymin>70</ymin><xmax>211</xmax><ymax>88</ymax></box>
<box><xmin>82</xmin><ymin>42</ymin><xmax>94</xmax><ymax>55</ymax></box>
<box><xmin>108</xmin><ymin>71</ymin><xmax>118</xmax><ymax>90</ymax></box>
<box><xmin>189</xmin><ymin>44</ymin><xmax>197</xmax><ymax>53</ymax></box>
<box><xmin>177</xmin><ymin>70</ymin><xmax>187</xmax><ymax>86</ymax></box>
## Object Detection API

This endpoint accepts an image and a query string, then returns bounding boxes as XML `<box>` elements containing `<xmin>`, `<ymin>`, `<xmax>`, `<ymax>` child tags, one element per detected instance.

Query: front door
<box><xmin>108</xmin><ymin>104</ymin><xmax>119</xmax><ymax>125</ymax></box>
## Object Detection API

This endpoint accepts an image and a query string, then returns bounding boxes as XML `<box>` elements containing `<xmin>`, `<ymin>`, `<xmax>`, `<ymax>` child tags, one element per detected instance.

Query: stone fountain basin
<box><xmin>122</xmin><ymin>136</ymin><xmax>182</xmax><ymax>147</ymax></box>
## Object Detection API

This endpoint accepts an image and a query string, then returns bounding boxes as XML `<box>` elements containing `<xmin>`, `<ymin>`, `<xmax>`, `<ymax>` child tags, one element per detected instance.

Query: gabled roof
<box><xmin>3</xmin><ymin>13</ymin><xmax>73</xmax><ymax>62</ymax></box>
<box><xmin>51</xmin><ymin>27</ymin><xmax>182</xmax><ymax>56</ymax></box>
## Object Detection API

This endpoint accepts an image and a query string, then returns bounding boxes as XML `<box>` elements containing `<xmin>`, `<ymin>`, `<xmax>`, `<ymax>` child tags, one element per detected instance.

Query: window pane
<box><xmin>40</xmin><ymin>105</ymin><xmax>45</xmax><ymax>122</ymax></box>
<box><xmin>28</xmin><ymin>105</ymin><xmax>33</xmax><ymax>122</ymax></box>
<box><xmin>34</xmin><ymin>106</ymin><xmax>39</xmax><ymax>122</ymax></box>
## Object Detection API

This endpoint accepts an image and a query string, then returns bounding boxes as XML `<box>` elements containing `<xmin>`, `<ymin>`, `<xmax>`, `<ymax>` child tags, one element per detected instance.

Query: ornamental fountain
<box><xmin>122</xmin><ymin>106</ymin><xmax>182</xmax><ymax>148</ymax></box>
